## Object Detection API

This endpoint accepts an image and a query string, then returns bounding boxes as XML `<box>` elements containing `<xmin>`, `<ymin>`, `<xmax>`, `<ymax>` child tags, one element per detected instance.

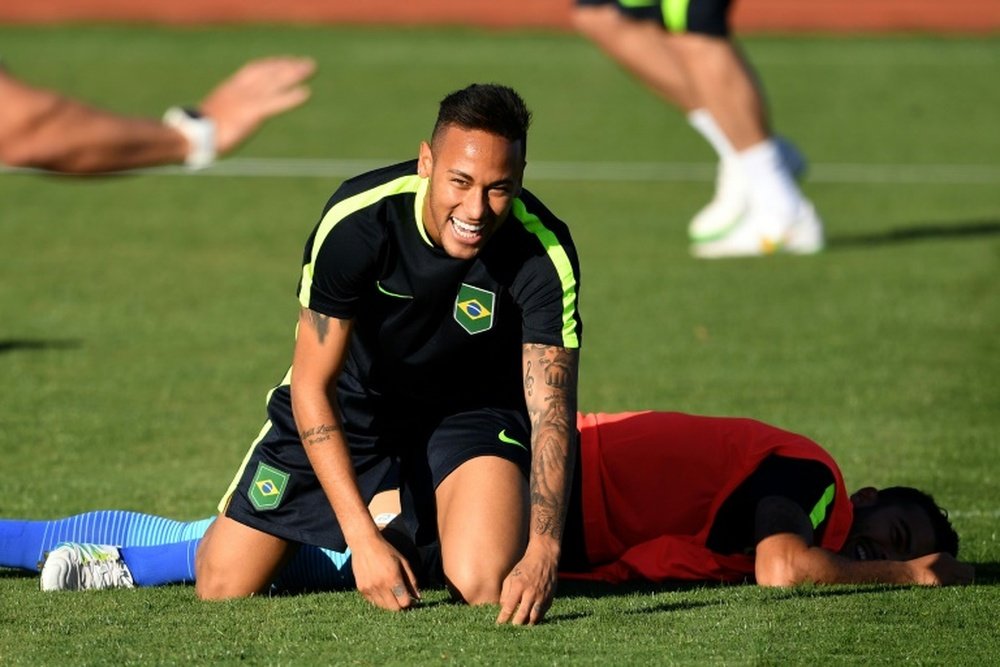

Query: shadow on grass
<box><xmin>0</xmin><ymin>339</ymin><xmax>82</xmax><ymax>354</ymax></box>
<box><xmin>0</xmin><ymin>568</ymin><xmax>37</xmax><ymax>580</ymax></box>
<box><xmin>556</xmin><ymin>567</ymin><xmax>1000</xmax><ymax>615</ymax></box>
<box><xmin>971</xmin><ymin>562</ymin><xmax>1000</xmax><ymax>584</ymax></box>
<box><xmin>827</xmin><ymin>219</ymin><xmax>1000</xmax><ymax>250</ymax></box>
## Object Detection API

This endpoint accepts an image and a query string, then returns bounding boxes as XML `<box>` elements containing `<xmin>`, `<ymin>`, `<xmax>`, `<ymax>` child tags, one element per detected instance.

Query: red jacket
<box><xmin>565</xmin><ymin>411</ymin><xmax>853</xmax><ymax>584</ymax></box>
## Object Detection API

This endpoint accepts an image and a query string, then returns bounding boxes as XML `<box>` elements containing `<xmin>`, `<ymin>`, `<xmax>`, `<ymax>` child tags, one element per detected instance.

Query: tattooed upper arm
<box><xmin>300</xmin><ymin>307</ymin><xmax>350</xmax><ymax>346</ymax></box>
<box><xmin>305</xmin><ymin>308</ymin><xmax>331</xmax><ymax>344</ymax></box>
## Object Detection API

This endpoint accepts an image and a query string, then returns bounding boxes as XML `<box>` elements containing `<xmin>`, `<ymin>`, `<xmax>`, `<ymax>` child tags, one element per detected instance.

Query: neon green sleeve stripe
<box><xmin>412</xmin><ymin>177</ymin><xmax>431</xmax><ymax>246</ymax></box>
<box><xmin>619</xmin><ymin>0</ymin><xmax>658</xmax><ymax>7</ymax></box>
<box><xmin>512</xmin><ymin>199</ymin><xmax>581</xmax><ymax>349</ymax></box>
<box><xmin>299</xmin><ymin>174</ymin><xmax>424</xmax><ymax>309</ymax></box>
<box><xmin>662</xmin><ymin>0</ymin><xmax>689</xmax><ymax>32</ymax></box>
<box><xmin>809</xmin><ymin>484</ymin><xmax>837</xmax><ymax>530</ymax></box>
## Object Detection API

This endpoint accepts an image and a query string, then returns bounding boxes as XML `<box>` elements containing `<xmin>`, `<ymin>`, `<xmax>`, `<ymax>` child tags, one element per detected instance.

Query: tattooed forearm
<box><xmin>523</xmin><ymin>344</ymin><xmax>579</xmax><ymax>540</ymax></box>
<box><xmin>529</xmin><ymin>435</ymin><xmax>571</xmax><ymax>539</ymax></box>
<box><xmin>525</xmin><ymin>343</ymin><xmax>575</xmax><ymax>389</ymax></box>
<box><xmin>299</xmin><ymin>423</ymin><xmax>341</xmax><ymax>446</ymax></box>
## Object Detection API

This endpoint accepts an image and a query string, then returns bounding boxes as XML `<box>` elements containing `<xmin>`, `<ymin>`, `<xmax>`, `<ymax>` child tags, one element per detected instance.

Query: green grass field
<box><xmin>1</xmin><ymin>24</ymin><xmax>998</xmax><ymax>665</ymax></box>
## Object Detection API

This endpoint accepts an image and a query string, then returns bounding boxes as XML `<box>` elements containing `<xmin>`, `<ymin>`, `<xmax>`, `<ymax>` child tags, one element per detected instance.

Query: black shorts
<box><xmin>220</xmin><ymin>384</ymin><xmax>532</xmax><ymax>552</ymax></box>
<box><xmin>575</xmin><ymin>0</ymin><xmax>731</xmax><ymax>37</ymax></box>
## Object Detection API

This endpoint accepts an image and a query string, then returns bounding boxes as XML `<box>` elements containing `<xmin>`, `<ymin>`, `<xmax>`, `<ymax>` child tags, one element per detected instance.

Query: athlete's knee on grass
<box><xmin>194</xmin><ymin>558</ymin><xmax>256</xmax><ymax>600</ymax></box>
<box><xmin>435</xmin><ymin>456</ymin><xmax>528</xmax><ymax>604</ymax></box>
<box><xmin>194</xmin><ymin>541</ymin><xmax>248</xmax><ymax>600</ymax></box>
<box><xmin>194</xmin><ymin>517</ymin><xmax>281</xmax><ymax>600</ymax></box>
<box><xmin>439</xmin><ymin>539</ymin><xmax>509</xmax><ymax>605</ymax></box>
<box><xmin>443</xmin><ymin>559</ymin><xmax>506</xmax><ymax>605</ymax></box>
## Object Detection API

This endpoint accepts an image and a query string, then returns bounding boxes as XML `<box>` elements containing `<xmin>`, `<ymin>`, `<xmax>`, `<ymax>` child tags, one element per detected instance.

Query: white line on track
<box><xmin>5</xmin><ymin>158</ymin><xmax>999</xmax><ymax>184</ymax></box>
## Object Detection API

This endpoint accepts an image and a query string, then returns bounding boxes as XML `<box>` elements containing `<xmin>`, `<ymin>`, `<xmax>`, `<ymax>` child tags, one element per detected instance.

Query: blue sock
<box><xmin>0</xmin><ymin>512</ymin><xmax>214</xmax><ymax>572</ymax></box>
<box><xmin>122</xmin><ymin>540</ymin><xmax>200</xmax><ymax>587</ymax></box>
<box><xmin>0</xmin><ymin>519</ymin><xmax>48</xmax><ymax>571</ymax></box>
<box><xmin>2</xmin><ymin>512</ymin><xmax>356</xmax><ymax>591</ymax></box>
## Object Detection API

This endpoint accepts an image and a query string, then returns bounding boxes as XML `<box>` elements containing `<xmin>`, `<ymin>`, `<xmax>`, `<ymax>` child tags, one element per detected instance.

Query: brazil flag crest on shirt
<box><xmin>454</xmin><ymin>283</ymin><xmax>495</xmax><ymax>335</ymax></box>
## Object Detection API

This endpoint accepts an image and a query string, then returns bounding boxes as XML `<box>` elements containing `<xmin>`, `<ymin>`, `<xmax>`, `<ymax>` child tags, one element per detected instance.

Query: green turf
<box><xmin>1</xmin><ymin>25</ymin><xmax>998</xmax><ymax>665</ymax></box>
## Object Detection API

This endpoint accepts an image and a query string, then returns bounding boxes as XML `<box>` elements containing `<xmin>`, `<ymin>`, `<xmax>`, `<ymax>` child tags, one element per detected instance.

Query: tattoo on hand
<box><xmin>299</xmin><ymin>423</ymin><xmax>340</xmax><ymax>446</ymax></box>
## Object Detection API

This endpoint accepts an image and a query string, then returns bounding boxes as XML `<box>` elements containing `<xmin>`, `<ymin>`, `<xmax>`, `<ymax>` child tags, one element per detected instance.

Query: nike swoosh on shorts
<box><xmin>498</xmin><ymin>429</ymin><xmax>527</xmax><ymax>450</ymax></box>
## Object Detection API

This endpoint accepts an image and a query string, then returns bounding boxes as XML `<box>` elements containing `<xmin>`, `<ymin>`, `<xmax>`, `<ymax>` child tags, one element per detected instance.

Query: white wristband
<box><xmin>163</xmin><ymin>106</ymin><xmax>216</xmax><ymax>169</ymax></box>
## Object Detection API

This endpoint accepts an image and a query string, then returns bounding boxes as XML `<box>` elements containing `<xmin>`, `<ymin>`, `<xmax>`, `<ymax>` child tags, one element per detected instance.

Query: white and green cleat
<box><xmin>40</xmin><ymin>543</ymin><xmax>135</xmax><ymax>592</ymax></box>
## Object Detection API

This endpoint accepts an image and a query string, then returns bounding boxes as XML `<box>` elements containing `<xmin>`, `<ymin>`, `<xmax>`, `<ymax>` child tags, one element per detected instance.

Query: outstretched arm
<box><xmin>0</xmin><ymin>56</ymin><xmax>314</xmax><ymax>173</ymax></box>
<box><xmin>753</xmin><ymin>496</ymin><xmax>974</xmax><ymax>587</ymax></box>
<box><xmin>497</xmin><ymin>344</ymin><xmax>579</xmax><ymax>625</ymax></box>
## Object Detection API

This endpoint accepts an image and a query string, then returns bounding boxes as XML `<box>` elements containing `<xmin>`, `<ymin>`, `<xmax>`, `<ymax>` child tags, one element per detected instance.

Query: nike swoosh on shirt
<box><xmin>376</xmin><ymin>281</ymin><xmax>413</xmax><ymax>299</ymax></box>
<box><xmin>498</xmin><ymin>430</ymin><xmax>527</xmax><ymax>450</ymax></box>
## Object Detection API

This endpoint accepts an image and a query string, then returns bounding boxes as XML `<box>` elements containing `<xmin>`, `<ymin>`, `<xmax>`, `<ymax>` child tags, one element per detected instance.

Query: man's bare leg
<box><xmin>572</xmin><ymin>4</ymin><xmax>699</xmax><ymax>111</ymax></box>
<box><xmin>435</xmin><ymin>456</ymin><xmax>528</xmax><ymax>605</ymax></box>
<box><xmin>666</xmin><ymin>33</ymin><xmax>769</xmax><ymax>150</ymax></box>
<box><xmin>195</xmin><ymin>514</ymin><xmax>294</xmax><ymax>599</ymax></box>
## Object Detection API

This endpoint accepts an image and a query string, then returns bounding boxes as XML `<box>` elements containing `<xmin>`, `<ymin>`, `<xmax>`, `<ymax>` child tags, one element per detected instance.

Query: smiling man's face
<box><xmin>418</xmin><ymin>124</ymin><xmax>525</xmax><ymax>261</ymax></box>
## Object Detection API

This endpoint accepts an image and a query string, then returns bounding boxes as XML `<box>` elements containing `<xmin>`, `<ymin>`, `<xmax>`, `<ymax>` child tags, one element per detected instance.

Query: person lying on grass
<box><xmin>1</xmin><ymin>411</ymin><xmax>973</xmax><ymax>597</ymax></box>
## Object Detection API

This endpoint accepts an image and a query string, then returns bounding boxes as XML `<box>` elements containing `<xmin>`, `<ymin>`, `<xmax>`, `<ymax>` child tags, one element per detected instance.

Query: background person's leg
<box><xmin>572</xmin><ymin>4</ymin><xmax>699</xmax><ymax>111</ymax></box>
<box><xmin>667</xmin><ymin>32</ymin><xmax>768</xmax><ymax>150</ymax></box>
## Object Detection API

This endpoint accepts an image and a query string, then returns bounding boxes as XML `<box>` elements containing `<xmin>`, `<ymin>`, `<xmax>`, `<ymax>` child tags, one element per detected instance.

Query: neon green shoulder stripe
<box><xmin>809</xmin><ymin>484</ymin><xmax>837</xmax><ymax>530</ymax></box>
<box><xmin>299</xmin><ymin>174</ymin><xmax>424</xmax><ymax>309</ymax></box>
<box><xmin>511</xmin><ymin>198</ymin><xmax>581</xmax><ymax>349</ymax></box>
<box><xmin>662</xmin><ymin>0</ymin><xmax>689</xmax><ymax>32</ymax></box>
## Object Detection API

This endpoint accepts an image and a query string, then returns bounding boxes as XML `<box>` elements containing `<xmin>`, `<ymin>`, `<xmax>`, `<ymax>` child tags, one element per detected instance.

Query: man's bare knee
<box><xmin>194</xmin><ymin>557</ymin><xmax>253</xmax><ymax>600</ymax></box>
<box><xmin>444</xmin><ymin>561</ymin><xmax>504</xmax><ymax>606</ymax></box>
<box><xmin>194</xmin><ymin>515</ymin><xmax>287</xmax><ymax>600</ymax></box>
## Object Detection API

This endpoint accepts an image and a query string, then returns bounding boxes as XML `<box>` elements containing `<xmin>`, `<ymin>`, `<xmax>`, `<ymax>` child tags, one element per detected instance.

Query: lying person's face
<box><xmin>840</xmin><ymin>488</ymin><xmax>938</xmax><ymax>561</ymax></box>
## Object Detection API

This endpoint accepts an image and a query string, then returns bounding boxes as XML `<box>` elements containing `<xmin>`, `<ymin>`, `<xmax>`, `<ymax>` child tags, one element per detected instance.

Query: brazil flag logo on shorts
<box><xmin>249</xmin><ymin>463</ymin><xmax>289</xmax><ymax>511</ymax></box>
<box><xmin>454</xmin><ymin>283</ymin><xmax>495</xmax><ymax>335</ymax></box>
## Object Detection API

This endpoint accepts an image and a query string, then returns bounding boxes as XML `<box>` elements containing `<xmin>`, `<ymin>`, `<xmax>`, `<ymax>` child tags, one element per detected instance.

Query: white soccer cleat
<box><xmin>689</xmin><ymin>136</ymin><xmax>808</xmax><ymax>245</ymax></box>
<box><xmin>688</xmin><ymin>157</ymin><xmax>749</xmax><ymax>243</ymax></box>
<box><xmin>781</xmin><ymin>199</ymin><xmax>825</xmax><ymax>255</ymax></box>
<box><xmin>40</xmin><ymin>543</ymin><xmax>135</xmax><ymax>592</ymax></box>
<box><xmin>691</xmin><ymin>196</ymin><xmax>825</xmax><ymax>259</ymax></box>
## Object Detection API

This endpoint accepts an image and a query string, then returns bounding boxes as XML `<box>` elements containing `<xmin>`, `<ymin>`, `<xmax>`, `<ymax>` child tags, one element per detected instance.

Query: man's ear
<box><xmin>417</xmin><ymin>140</ymin><xmax>433</xmax><ymax>178</ymax></box>
<box><xmin>850</xmin><ymin>486</ymin><xmax>879</xmax><ymax>508</ymax></box>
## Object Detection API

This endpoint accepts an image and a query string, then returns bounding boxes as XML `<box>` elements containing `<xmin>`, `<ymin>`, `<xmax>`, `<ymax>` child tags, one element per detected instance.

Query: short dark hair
<box><xmin>431</xmin><ymin>83</ymin><xmax>532</xmax><ymax>155</ymax></box>
<box><xmin>879</xmin><ymin>486</ymin><xmax>960</xmax><ymax>556</ymax></box>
